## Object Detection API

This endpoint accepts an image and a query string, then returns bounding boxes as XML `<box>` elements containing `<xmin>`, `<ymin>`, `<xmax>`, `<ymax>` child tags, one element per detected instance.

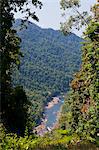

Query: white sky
<box><xmin>15</xmin><ymin>0</ymin><xmax>96</xmax><ymax>36</ymax></box>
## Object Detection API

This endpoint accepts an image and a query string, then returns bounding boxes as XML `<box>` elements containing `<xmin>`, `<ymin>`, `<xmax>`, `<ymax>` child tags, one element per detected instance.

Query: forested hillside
<box><xmin>12</xmin><ymin>19</ymin><xmax>82</xmax><ymax>123</ymax></box>
<box><xmin>1</xmin><ymin>0</ymin><xmax>98</xmax><ymax>149</ymax></box>
<box><xmin>14</xmin><ymin>19</ymin><xmax>82</xmax><ymax>94</ymax></box>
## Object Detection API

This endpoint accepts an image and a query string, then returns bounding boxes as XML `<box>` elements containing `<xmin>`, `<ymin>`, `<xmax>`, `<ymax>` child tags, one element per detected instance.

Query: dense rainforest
<box><xmin>0</xmin><ymin>0</ymin><xmax>99</xmax><ymax>149</ymax></box>
<box><xmin>12</xmin><ymin>19</ymin><xmax>82</xmax><ymax>125</ymax></box>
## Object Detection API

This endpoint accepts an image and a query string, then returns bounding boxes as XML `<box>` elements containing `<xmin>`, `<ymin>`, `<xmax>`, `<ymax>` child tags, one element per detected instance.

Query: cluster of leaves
<box><xmin>0</xmin><ymin>124</ymin><xmax>39</xmax><ymax>150</ymax></box>
<box><xmin>38</xmin><ymin>129</ymin><xmax>99</xmax><ymax>150</ymax></box>
<box><xmin>0</xmin><ymin>125</ymin><xmax>98</xmax><ymax>150</ymax></box>
<box><xmin>60</xmin><ymin>0</ymin><xmax>92</xmax><ymax>34</ymax></box>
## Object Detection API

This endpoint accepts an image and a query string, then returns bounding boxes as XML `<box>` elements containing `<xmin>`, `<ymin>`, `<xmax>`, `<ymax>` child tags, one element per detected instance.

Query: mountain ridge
<box><xmin>13</xmin><ymin>18</ymin><xmax>82</xmax><ymax>96</ymax></box>
<box><xmin>13</xmin><ymin>18</ymin><xmax>81</xmax><ymax>39</ymax></box>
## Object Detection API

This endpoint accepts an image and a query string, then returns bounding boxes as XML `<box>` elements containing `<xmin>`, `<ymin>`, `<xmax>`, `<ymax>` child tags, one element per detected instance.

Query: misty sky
<box><xmin>15</xmin><ymin>0</ymin><xmax>96</xmax><ymax>36</ymax></box>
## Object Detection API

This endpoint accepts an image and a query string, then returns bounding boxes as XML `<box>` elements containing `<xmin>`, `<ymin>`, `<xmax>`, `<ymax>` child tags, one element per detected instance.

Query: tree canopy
<box><xmin>60</xmin><ymin>0</ymin><xmax>93</xmax><ymax>34</ymax></box>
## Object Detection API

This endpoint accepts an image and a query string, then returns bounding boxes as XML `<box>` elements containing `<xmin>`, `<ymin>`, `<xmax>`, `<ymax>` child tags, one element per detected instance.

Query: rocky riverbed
<box><xmin>33</xmin><ymin>97</ymin><xmax>64</xmax><ymax>136</ymax></box>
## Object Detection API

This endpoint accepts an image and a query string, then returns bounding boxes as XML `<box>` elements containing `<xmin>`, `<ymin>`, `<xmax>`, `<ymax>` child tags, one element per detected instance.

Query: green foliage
<box><xmin>59</xmin><ymin>15</ymin><xmax>99</xmax><ymax>146</ymax></box>
<box><xmin>0</xmin><ymin>126</ymin><xmax>98</xmax><ymax>150</ymax></box>
<box><xmin>13</xmin><ymin>19</ymin><xmax>82</xmax><ymax>94</ymax></box>
<box><xmin>59</xmin><ymin>91</ymin><xmax>74</xmax><ymax>130</ymax></box>
<box><xmin>1</xmin><ymin>0</ymin><xmax>98</xmax><ymax>149</ymax></box>
<box><xmin>12</xmin><ymin>19</ymin><xmax>82</xmax><ymax>125</ymax></box>
<box><xmin>0</xmin><ymin>125</ymin><xmax>38</xmax><ymax>150</ymax></box>
<box><xmin>0</xmin><ymin>0</ymin><xmax>42</xmax><ymax>135</ymax></box>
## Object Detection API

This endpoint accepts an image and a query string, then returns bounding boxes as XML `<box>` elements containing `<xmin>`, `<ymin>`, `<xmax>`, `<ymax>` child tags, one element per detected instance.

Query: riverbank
<box><xmin>45</xmin><ymin>97</ymin><xmax>60</xmax><ymax>109</ymax></box>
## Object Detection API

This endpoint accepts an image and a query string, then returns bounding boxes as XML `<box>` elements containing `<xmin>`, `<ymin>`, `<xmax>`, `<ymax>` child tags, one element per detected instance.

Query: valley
<box><xmin>13</xmin><ymin>19</ymin><xmax>82</xmax><ymax>127</ymax></box>
<box><xmin>1</xmin><ymin>1</ymin><xmax>98</xmax><ymax>149</ymax></box>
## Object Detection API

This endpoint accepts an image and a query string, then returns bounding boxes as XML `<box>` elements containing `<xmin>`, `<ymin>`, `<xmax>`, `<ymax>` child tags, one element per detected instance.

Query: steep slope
<box><xmin>13</xmin><ymin>19</ymin><xmax>82</xmax><ymax>124</ymax></box>
<box><xmin>14</xmin><ymin>19</ymin><xmax>82</xmax><ymax>93</ymax></box>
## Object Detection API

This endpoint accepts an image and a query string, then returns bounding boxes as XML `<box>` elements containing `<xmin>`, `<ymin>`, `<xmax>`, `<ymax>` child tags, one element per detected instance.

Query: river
<box><xmin>44</xmin><ymin>97</ymin><xmax>64</xmax><ymax>128</ymax></box>
<box><xmin>34</xmin><ymin>96</ymin><xmax>64</xmax><ymax>136</ymax></box>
